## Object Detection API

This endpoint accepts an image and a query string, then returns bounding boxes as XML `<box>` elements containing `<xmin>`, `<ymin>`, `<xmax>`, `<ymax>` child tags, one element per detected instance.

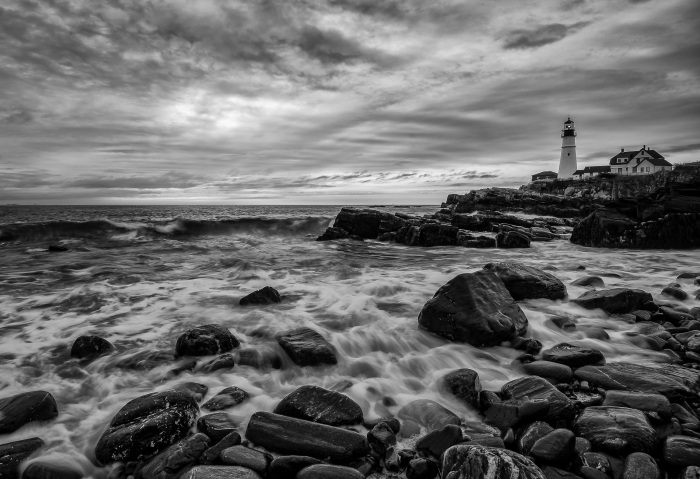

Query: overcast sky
<box><xmin>1</xmin><ymin>0</ymin><xmax>699</xmax><ymax>204</ymax></box>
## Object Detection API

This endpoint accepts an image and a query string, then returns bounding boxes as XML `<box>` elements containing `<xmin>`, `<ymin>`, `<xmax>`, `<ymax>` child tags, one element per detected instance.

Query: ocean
<box><xmin>0</xmin><ymin>204</ymin><xmax>697</xmax><ymax>476</ymax></box>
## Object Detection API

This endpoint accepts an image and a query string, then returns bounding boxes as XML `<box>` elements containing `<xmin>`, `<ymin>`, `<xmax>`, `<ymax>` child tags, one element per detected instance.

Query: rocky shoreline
<box><xmin>3</xmin><ymin>264</ymin><xmax>700</xmax><ymax>479</ymax></box>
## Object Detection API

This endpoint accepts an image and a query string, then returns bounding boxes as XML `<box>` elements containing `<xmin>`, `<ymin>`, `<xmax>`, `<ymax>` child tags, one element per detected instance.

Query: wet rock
<box><xmin>275</xmin><ymin>327</ymin><xmax>337</xmax><ymax>367</ymax></box>
<box><xmin>367</xmin><ymin>421</ymin><xmax>396</xmax><ymax>456</ymax></box>
<box><xmin>316</xmin><ymin>227</ymin><xmax>351</xmax><ymax>241</ymax></box>
<box><xmin>175</xmin><ymin>325</ymin><xmax>240</xmax><ymax>357</ymax></box>
<box><xmin>602</xmin><ymin>391</ymin><xmax>671</xmax><ymax>419</ymax></box>
<box><xmin>543</xmin><ymin>467</ymin><xmax>583</xmax><ymax>479</ymax></box>
<box><xmin>578</xmin><ymin>452</ymin><xmax>613</xmax><ymax>479</ymax></box>
<box><xmin>572</xmin><ymin>276</ymin><xmax>605</xmax><ymax>288</ymax></box>
<box><xmin>415</xmin><ymin>424</ymin><xmax>462</xmax><ymax>459</ymax></box>
<box><xmin>497</xmin><ymin>230</ymin><xmax>531</xmax><ymax>248</ymax></box>
<box><xmin>180</xmin><ymin>466</ymin><xmax>262</xmax><ymax>479</ymax></box>
<box><xmin>0</xmin><ymin>438</ymin><xmax>44</xmax><ymax>479</ymax></box>
<box><xmin>239</xmin><ymin>286</ymin><xmax>281</xmax><ymax>306</ymax></box>
<box><xmin>400</xmin><ymin>419</ymin><xmax>422</xmax><ymax>438</ymax></box>
<box><xmin>407</xmin><ymin>457</ymin><xmax>439</xmax><ymax>479</ymax></box>
<box><xmin>47</xmin><ymin>244</ymin><xmax>69</xmax><ymax>252</ymax></box>
<box><xmin>541</xmin><ymin>343</ymin><xmax>605</xmax><ymax>368</ymax></box>
<box><xmin>245</xmin><ymin>411</ymin><xmax>369</xmax><ymax>463</ymax></box>
<box><xmin>235</xmin><ymin>348</ymin><xmax>282</xmax><ymax>369</ymax></box>
<box><xmin>273</xmin><ymin>385</ymin><xmax>363</xmax><ymax>426</ymax></box>
<box><xmin>522</xmin><ymin>361</ymin><xmax>573</xmax><ymax>382</ymax></box>
<box><xmin>501</xmin><ymin>376</ymin><xmax>574</xmax><ymax>426</ymax></box>
<box><xmin>136</xmin><ymin>433</ymin><xmax>210</xmax><ymax>479</ymax></box>
<box><xmin>297</xmin><ymin>464</ymin><xmax>365</xmax><ymax>479</ymax></box>
<box><xmin>200</xmin><ymin>431</ymin><xmax>242</xmax><ymax>465</ymax></box>
<box><xmin>21</xmin><ymin>459</ymin><xmax>83</xmax><ymax>479</ymax></box>
<box><xmin>663</xmin><ymin>286</ymin><xmax>688</xmax><ymax>301</ymax></box>
<box><xmin>572</xmin><ymin>288</ymin><xmax>655</xmax><ymax>315</ymax></box>
<box><xmin>327</xmin><ymin>207</ymin><xmax>405</xmax><ymax>239</ymax></box>
<box><xmin>114</xmin><ymin>350</ymin><xmax>173</xmax><ymax>370</ymax></box>
<box><xmin>547</xmin><ymin>316</ymin><xmax>577</xmax><ymax>332</ymax></box>
<box><xmin>197</xmin><ymin>413</ymin><xmax>239</xmax><ymax>442</ymax></box>
<box><xmin>512</xmin><ymin>337</ymin><xmax>543</xmax><ymax>354</ymax></box>
<box><xmin>0</xmin><ymin>391</ymin><xmax>58</xmax><ymax>434</ymax></box>
<box><xmin>268</xmin><ymin>456</ymin><xmax>322</xmax><ymax>479</ymax></box>
<box><xmin>442</xmin><ymin>444</ymin><xmax>546</xmax><ymax>479</ymax></box>
<box><xmin>573</xmin><ymin>362</ymin><xmax>700</xmax><ymax>400</ymax></box>
<box><xmin>517</xmin><ymin>421</ymin><xmax>554</xmax><ymax>455</ymax></box>
<box><xmin>173</xmin><ymin>382</ymin><xmax>209</xmax><ymax>402</ymax></box>
<box><xmin>363</xmin><ymin>416</ymin><xmax>400</xmax><ymax>433</ymax></box>
<box><xmin>680</xmin><ymin>466</ymin><xmax>700</xmax><ymax>479</ymax></box>
<box><xmin>397</xmin><ymin>399</ymin><xmax>461</xmax><ymax>430</ymax></box>
<box><xmin>200</xmin><ymin>353</ymin><xmax>235</xmax><ymax>373</ymax></box>
<box><xmin>663</xmin><ymin>435</ymin><xmax>700</xmax><ymax>469</ymax></box>
<box><xmin>70</xmin><ymin>335</ymin><xmax>113</xmax><ymax>359</ymax></box>
<box><xmin>484</xmin><ymin>398</ymin><xmax>550</xmax><ymax>430</ymax></box>
<box><xmin>482</xmin><ymin>262</ymin><xmax>567</xmax><ymax>301</ymax></box>
<box><xmin>220</xmin><ymin>446</ymin><xmax>268</xmax><ymax>475</ymax></box>
<box><xmin>573</xmin><ymin>406</ymin><xmax>657</xmax><ymax>456</ymax></box>
<box><xmin>201</xmin><ymin>386</ymin><xmax>250</xmax><ymax>411</ymax></box>
<box><xmin>661</xmin><ymin>306</ymin><xmax>695</xmax><ymax>325</ymax></box>
<box><xmin>529</xmin><ymin>429</ymin><xmax>575</xmax><ymax>466</ymax></box>
<box><xmin>439</xmin><ymin>368</ymin><xmax>481</xmax><ymax>408</ymax></box>
<box><xmin>418</xmin><ymin>271</ymin><xmax>529</xmax><ymax>347</ymax></box>
<box><xmin>622</xmin><ymin>452</ymin><xmax>659</xmax><ymax>479</ymax></box>
<box><xmin>94</xmin><ymin>389</ymin><xmax>199</xmax><ymax>464</ymax></box>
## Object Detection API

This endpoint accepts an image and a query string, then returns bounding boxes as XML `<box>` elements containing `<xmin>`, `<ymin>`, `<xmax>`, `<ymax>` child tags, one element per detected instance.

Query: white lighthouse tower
<box><xmin>558</xmin><ymin>117</ymin><xmax>577</xmax><ymax>178</ymax></box>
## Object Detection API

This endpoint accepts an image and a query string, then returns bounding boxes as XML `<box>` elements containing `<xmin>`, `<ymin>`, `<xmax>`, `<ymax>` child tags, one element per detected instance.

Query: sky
<box><xmin>1</xmin><ymin>0</ymin><xmax>699</xmax><ymax>205</ymax></box>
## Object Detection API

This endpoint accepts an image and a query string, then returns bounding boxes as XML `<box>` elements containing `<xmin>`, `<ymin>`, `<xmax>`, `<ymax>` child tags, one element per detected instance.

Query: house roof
<box><xmin>639</xmin><ymin>157</ymin><xmax>672</xmax><ymax>167</ymax></box>
<box><xmin>609</xmin><ymin>148</ymin><xmax>665</xmax><ymax>165</ymax></box>
<box><xmin>573</xmin><ymin>170</ymin><xmax>584</xmax><ymax>176</ymax></box>
<box><xmin>532</xmin><ymin>170</ymin><xmax>558</xmax><ymax>177</ymax></box>
<box><xmin>583</xmin><ymin>165</ymin><xmax>611</xmax><ymax>173</ymax></box>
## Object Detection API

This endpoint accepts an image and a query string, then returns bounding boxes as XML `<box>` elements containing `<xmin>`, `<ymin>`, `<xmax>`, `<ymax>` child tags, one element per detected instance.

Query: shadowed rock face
<box><xmin>501</xmin><ymin>376</ymin><xmax>575</xmax><ymax>426</ymax></box>
<box><xmin>0</xmin><ymin>391</ymin><xmax>58</xmax><ymax>434</ymax></box>
<box><xmin>442</xmin><ymin>444</ymin><xmax>546</xmax><ymax>479</ymax></box>
<box><xmin>175</xmin><ymin>324</ymin><xmax>240</xmax><ymax>357</ymax></box>
<box><xmin>276</xmin><ymin>328</ymin><xmax>337</xmax><ymax>367</ymax></box>
<box><xmin>482</xmin><ymin>262</ymin><xmax>567</xmax><ymax>301</ymax></box>
<box><xmin>274</xmin><ymin>385</ymin><xmax>363</xmax><ymax>427</ymax></box>
<box><xmin>572</xmin><ymin>288</ymin><xmax>655</xmax><ymax>315</ymax></box>
<box><xmin>418</xmin><ymin>271</ymin><xmax>528</xmax><ymax>347</ymax></box>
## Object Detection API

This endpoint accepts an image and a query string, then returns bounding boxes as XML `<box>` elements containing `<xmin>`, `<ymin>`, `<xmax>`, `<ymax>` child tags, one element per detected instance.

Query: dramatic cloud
<box><xmin>0</xmin><ymin>0</ymin><xmax>699</xmax><ymax>204</ymax></box>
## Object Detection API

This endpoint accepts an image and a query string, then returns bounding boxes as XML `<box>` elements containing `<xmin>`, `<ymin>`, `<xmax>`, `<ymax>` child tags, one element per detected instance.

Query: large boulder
<box><xmin>482</xmin><ymin>262</ymin><xmax>567</xmax><ymax>301</ymax></box>
<box><xmin>573</xmin><ymin>406</ymin><xmax>657</xmax><ymax>457</ymax></box>
<box><xmin>239</xmin><ymin>286</ymin><xmax>281</xmax><ymax>306</ymax></box>
<box><xmin>94</xmin><ymin>389</ymin><xmax>199</xmax><ymax>464</ymax></box>
<box><xmin>442</xmin><ymin>444</ymin><xmax>546</xmax><ymax>479</ymax></box>
<box><xmin>398</xmin><ymin>399</ymin><xmax>461</xmax><ymax>431</ymax></box>
<box><xmin>201</xmin><ymin>386</ymin><xmax>250</xmax><ymax>411</ymax></box>
<box><xmin>0</xmin><ymin>391</ymin><xmax>58</xmax><ymax>434</ymax></box>
<box><xmin>70</xmin><ymin>335</ymin><xmax>114</xmax><ymax>360</ymax></box>
<box><xmin>0</xmin><ymin>438</ymin><xmax>44</xmax><ymax>479</ymax></box>
<box><xmin>541</xmin><ymin>343</ymin><xmax>605</xmax><ymax>368</ymax></box>
<box><xmin>571</xmin><ymin>209</ymin><xmax>637</xmax><ymax>247</ymax></box>
<box><xmin>497</xmin><ymin>230</ymin><xmax>531</xmax><ymax>248</ymax></box>
<box><xmin>136</xmin><ymin>433</ymin><xmax>211</xmax><ymax>479</ymax></box>
<box><xmin>274</xmin><ymin>385</ymin><xmax>363</xmax><ymax>426</ymax></box>
<box><xmin>276</xmin><ymin>328</ymin><xmax>337</xmax><ymax>367</ymax></box>
<box><xmin>328</xmin><ymin>208</ymin><xmax>406</xmax><ymax>239</ymax></box>
<box><xmin>418</xmin><ymin>271</ymin><xmax>528</xmax><ymax>346</ymax></box>
<box><xmin>663</xmin><ymin>436</ymin><xmax>700</xmax><ymax>469</ymax></box>
<box><xmin>572</xmin><ymin>288</ymin><xmax>655</xmax><ymax>314</ymax></box>
<box><xmin>175</xmin><ymin>324</ymin><xmax>240</xmax><ymax>357</ymax></box>
<box><xmin>439</xmin><ymin>368</ymin><xmax>481</xmax><ymax>409</ymax></box>
<box><xmin>501</xmin><ymin>376</ymin><xmax>574</xmax><ymax>426</ymax></box>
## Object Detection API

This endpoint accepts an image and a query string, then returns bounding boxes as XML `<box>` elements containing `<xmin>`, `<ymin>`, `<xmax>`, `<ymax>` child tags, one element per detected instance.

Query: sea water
<box><xmin>0</xmin><ymin>205</ymin><xmax>698</xmax><ymax>477</ymax></box>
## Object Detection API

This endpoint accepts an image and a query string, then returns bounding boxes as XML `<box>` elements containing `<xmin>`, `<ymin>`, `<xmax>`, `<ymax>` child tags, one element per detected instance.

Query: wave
<box><xmin>0</xmin><ymin>216</ymin><xmax>334</xmax><ymax>243</ymax></box>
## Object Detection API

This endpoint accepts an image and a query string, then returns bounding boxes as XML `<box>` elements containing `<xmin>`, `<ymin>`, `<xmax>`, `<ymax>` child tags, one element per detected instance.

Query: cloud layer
<box><xmin>1</xmin><ymin>0</ymin><xmax>699</xmax><ymax>204</ymax></box>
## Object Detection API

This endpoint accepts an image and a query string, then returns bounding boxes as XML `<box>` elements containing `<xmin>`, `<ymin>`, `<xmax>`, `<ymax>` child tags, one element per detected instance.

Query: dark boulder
<box><xmin>136</xmin><ymin>433</ymin><xmax>210</xmax><ymax>479</ymax></box>
<box><xmin>367</xmin><ymin>421</ymin><xmax>396</xmax><ymax>457</ymax></box>
<box><xmin>70</xmin><ymin>335</ymin><xmax>114</xmax><ymax>359</ymax></box>
<box><xmin>541</xmin><ymin>343</ymin><xmax>605</xmax><ymax>368</ymax></box>
<box><xmin>48</xmin><ymin>245</ymin><xmax>69</xmax><ymax>252</ymax></box>
<box><xmin>0</xmin><ymin>438</ymin><xmax>44</xmax><ymax>479</ymax></box>
<box><xmin>180</xmin><ymin>466</ymin><xmax>262</xmax><ymax>479</ymax></box>
<box><xmin>276</xmin><ymin>328</ymin><xmax>337</xmax><ymax>367</ymax></box>
<box><xmin>501</xmin><ymin>376</ymin><xmax>574</xmax><ymax>426</ymax></box>
<box><xmin>663</xmin><ymin>286</ymin><xmax>688</xmax><ymax>301</ymax></box>
<box><xmin>517</xmin><ymin>421</ymin><xmax>554</xmax><ymax>455</ymax></box>
<box><xmin>442</xmin><ymin>444</ymin><xmax>546</xmax><ymax>479</ymax></box>
<box><xmin>573</xmin><ymin>406</ymin><xmax>657</xmax><ymax>457</ymax></box>
<box><xmin>602</xmin><ymin>391</ymin><xmax>671</xmax><ymax>418</ymax></box>
<box><xmin>94</xmin><ymin>389</ymin><xmax>199</xmax><ymax>464</ymax></box>
<box><xmin>529</xmin><ymin>429</ymin><xmax>576</xmax><ymax>467</ymax></box>
<box><xmin>497</xmin><ymin>230</ymin><xmax>531</xmax><ymax>248</ymax></box>
<box><xmin>268</xmin><ymin>456</ymin><xmax>322</xmax><ymax>479</ymax></box>
<box><xmin>316</xmin><ymin>226</ymin><xmax>350</xmax><ymax>241</ymax></box>
<box><xmin>297</xmin><ymin>464</ymin><xmax>365</xmax><ymax>479</ymax></box>
<box><xmin>239</xmin><ymin>286</ymin><xmax>281</xmax><ymax>306</ymax></box>
<box><xmin>273</xmin><ymin>385</ymin><xmax>363</xmax><ymax>426</ymax></box>
<box><xmin>329</xmin><ymin>208</ymin><xmax>405</xmax><ymax>239</ymax></box>
<box><xmin>484</xmin><ymin>397</ymin><xmax>550</xmax><ymax>430</ymax></box>
<box><xmin>174</xmin><ymin>382</ymin><xmax>209</xmax><ymax>402</ymax></box>
<box><xmin>418</xmin><ymin>271</ymin><xmax>528</xmax><ymax>346</ymax></box>
<box><xmin>200</xmin><ymin>353</ymin><xmax>235</xmax><ymax>373</ymax></box>
<box><xmin>201</xmin><ymin>386</ymin><xmax>250</xmax><ymax>411</ymax></box>
<box><xmin>200</xmin><ymin>431</ymin><xmax>241</xmax><ymax>465</ymax></box>
<box><xmin>572</xmin><ymin>288</ymin><xmax>655</xmax><ymax>314</ymax></box>
<box><xmin>175</xmin><ymin>325</ymin><xmax>239</xmax><ymax>357</ymax></box>
<box><xmin>439</xmin><ymin>368</ymin><xmax>481</xmax><ymax>408</ymax></box>
<box><xmin>236</xmin><ymin>348</ymin><xmax>282</xmax><ymax>369</ymax></box>
<box><xmin>406</xmin><ymin>457</ymin><xmax>439</xmax><ymax>479</ymax></box>
<box><xmin>197</xmin><ymin>413</ymin><xmax>239</xmax><ymax>442</ymax></box>
<box><xmin>663</xmin><ymin>436</ymin><xmax>700</xmax><ymax>469</ymax></box>
<box><xmin>571</xmin><ymin>276</ymin><xmax>605</xmax><ymax>288</ymax></box>
<box><xmin>415</xmin><ymin>424</ymin><xmax>462</xmax><ymax>459</ymax></box>
<box><xmin>482</xmin><ymin>262</ymin><xmax>567</xmax><ymax>301</ymax></box>
<box><xmin>21</xmin><ymin>459</ymin><xmax>83</xmax><ymax>479</ymax></box>
<box><xmin>522</xmin><ymin>361</ymin><xmax>573</xmax><ymax>382</ymax></box>
<box><xmin>571</xmin><ymin>209</ymin><xmax>637</xmax><ymax>247</ymax></box>
<box><xmin>622</xmin><ymin>452</ymin><xmax>660</xmax><ymax>479</ymax></box>
<box><xmin>397</xmin><ymin>399</ymin><xmax>460</xmax><ymax>431</ymax></box>
<box><xmin>0</xmin><ymin>391</ymin><xmax>58</xmax><ymax>434</ymax></box>
<box><xmin>220</xmin><ymin>446</ymin><xmax>269</xmax><ymax>475</ymax></box>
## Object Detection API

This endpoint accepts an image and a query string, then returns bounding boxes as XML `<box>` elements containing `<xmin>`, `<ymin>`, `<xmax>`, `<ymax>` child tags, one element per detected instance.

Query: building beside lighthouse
<box><xmin>558</xmin><ymin>117</ymin><xmax>577</xmax><ymax>178</ymax></box>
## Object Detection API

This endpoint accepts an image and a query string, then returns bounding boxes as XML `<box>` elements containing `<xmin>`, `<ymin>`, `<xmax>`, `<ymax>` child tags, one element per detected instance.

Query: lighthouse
<box><xmin>558</xmin><ymin>117</ymin><xmax>577</xmax><ymax>178</ymax></box>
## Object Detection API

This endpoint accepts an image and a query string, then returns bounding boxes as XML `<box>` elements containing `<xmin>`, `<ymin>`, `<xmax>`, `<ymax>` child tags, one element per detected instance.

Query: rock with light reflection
<box><xmin>274</xmin><ymin>385</ymin><xmax>363</xmax><ymax>427</ymax></box>
<box><xmin>442</xmin><ymin>444</ymin><xmax>546</xmax><ymax>479</ymax></box>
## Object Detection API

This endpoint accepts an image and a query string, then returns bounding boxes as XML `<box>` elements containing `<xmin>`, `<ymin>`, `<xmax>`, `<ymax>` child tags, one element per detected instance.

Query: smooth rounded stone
<box><xmin>501</xmin><ymin>376</ymin><xmax>574</xmax><ymax>426</ymax></box>
<box><xmin>407</xmin><ymin>457</ymin><xmax>439</xmax><ymax>479</ymax></box>
<box><xmin>543</xmin><ymin>466</ymin><xmax>584</xmax><ymax>479</ymax></box>
<box><xmin>635</xmin><ymin>322</ymin><xmax>666</xmax><ymax>335</ymax></box>
<box><xmin>497</xmin><ymin>230</ymin><xmax>531</xmax><ymax>248</ymax></box>
<box><xmin>688</xmin><ymin>335</ymin><xmax>700</xmax><ymax>354</ymax></box>
<box><xmin>622</xmin><ymin>452</ymin><xmax>659</xmax><ymax>479</ymax></box>
<box><xmin>202</xmin><ymin>386</ymin><xmax>250</xmax><ymax>411</ymax></box>
<box><xmin>239</xmin><ymin>286</ymin><xmax>282</xmax><ymax>306</ymax></box>
<box><xmin>297</xmin><ymin>464</ymin><xmax>364</xmax><ymax>479</ymax></box>
<box><xmin>400</xmin><ymin>419</ymin><xmax>422</xmax><ymax>438</ymax></box>
<box><xmin>268</xmin><ymin>456</ymin><xmax>322</xmax><ymax>479</ymax></box>
<box><xmin>632</xmin><ymin>310</ymin><xmax>653</xmax><ymax>321</ymax></box>
<box><xmin>397</xmin><ymin>399</ymin><xmax>460</xmax><ymax>431</ymax></box>
<box><xmin>439</xmin><ymin>368</ymin><xmax>481</xmax><ymax>408</ymax></box>
<box><xmin>529</xmin><ymin>429</ymin><xmax>575</xmax><ymax>466</ymax></box>
<box><xmin>517</xmin><ymin>421</ymin><xmax>554</xmax><ymax>455</ymax></box>
<box><xmin>136</xmin><ymin>433</ymin><xmax>210</xmax><ymax>479</ymax></box>
<box><xmin>367</xmin><ymin>421</ymin><xmax>396</xmax><ymax>456</ymax></box>
<box><xmin>175</xmin><ymin>324</ymin><xmax>240</xmax><ymax>357</ymax></box>
<box><xmin>201</xmin><ymin>431</ymin><xmax>242</xmax><ymax>465</ymax></box>
<box><xmin>572</xmin><ymin>289</ymin><xmax>655</xmax><ymax>315</ymax></box>
<box><xmin>442</xmin><ymin>444</ymin><xmax>546</xmax><ymax>479</ymax></box>
<box><xmin>201</xmin><ymin>353</ymin><xmax>235</xmax><ymax>373</ymax></box>
<box><xmin>0</xmin><ymin>438</ymin><xmax>45</xmax><ymax>478</ymax></box>
<box><xmin>235</xmin><ymin>348</ymin><xmax>282</xmax><ymax>370</ymax></box>
<box><xmin>663</xmin><ymin>435</ymin><xmax>700</xmax><ymax>469</ymax></box>
<box><xmin>522</xmin><ymin>361</ymin><xmax>573</xmax><ymax>382</ymax></box>
<box><xmin>579</xmin><ymin>326</ymin><xmax>610</xmax><ymax>341</ymax></box>
<box><xmin>363</xmin><ymin>417</ymin><xmax>400</xmax><ymax>433</ymax></box>
<box><xmin>70</xmin><ymin>335</ymin><xmax>113</xmax><ymax>359</ymax></box>
<box><xmin>572</xmin><ymin>276</ymin><xmax>605</xmax><ymax>288</ymax></box>
<box><xmin>603</xmin><ymin>391</ymin><xmax>671</xmax><ymax>418</ymax></box>
<box><xmin>197</xmin><ymin>413</ymin><xmax>239</xmax><ymax>442</ymax></box>
<box><xmin>542</xmin><ymin>343</ymin><xmax>605</xmax><ymax>368</ymax></box>
<box><xmin>245</xmin><ymin>411</ymin><xmax>369</xmax><ymax>463</ymax></box>
<box><xmin>678</xmin><ymin>273</ymin><xmax>700</xmax><ymax>280</ymax></box>
<box><xmin>275</xmin><ymin>328</ymin><xmax>337</xmax><ymax>367</ymax></box>
<box><xmin>482</xmin><ymin>262</ymin><xmax>568</xmax><ymax>301</ymax></box>
<box><xmin>273</xmin><ymin>385</ymin><xmax>363</xmax><ymax>426</ymax></box>
<box><xmin>22</xmin><ymin>459</ymin><xmax>83</xmax><ymax>479</ymax></box>
<box><xmin>547</xmin><ymin>316</ymin><xmax>577</xmax><ymax>332</ymax></box>
<box><xmin>512</xmin><ymin>337</ymin><xmax>543</xmax><ymax>354</ymax></box>
<box><xmin>663</xmin><ymin>287</ymin><xmax>688</xmax><ymax>301</ymax></box>
<box><xmin>660</xmin><ymin>306</ymin><xmax>695</xmax><ymax>326</ymax></box>
<box><xmin>465</xmin><ymin>436</ymin><xmax>506</xmax><ymax>448</ymax></box>
<box><xmin>180</xmin><ymin>466</ymin><xmax>262</xmax><ymax>479</ymax></box>
<box><xmin>0</xmin><ymin>391</ymin><xmax>58</xmax><ymax>434</ymax></box>
<box><xmin>671</xmin><ymin>403</ymin><xmax>699</xmax><ymax>425</ymax></box>
<box><xmin>680</xmin><ymin>466</ymin><xmax>700</xmax><ymax>479</ymax></box>
<box><xmin>386</xmin><ymin>446</ymin><xmax>401</xmax><ymax>472</ymax></box>
<box><xmin>579</xmin><ymin>452</ymin><xmax>613</xmax><ymax>479</ymax></box>
<box><xmin>418</xmin><ymin>271</ymin><xmax>529</xmax><ymax>347</ymax></box>
<box><xmin>575</xmin><ymin>437</ymin><xmax>592</xmax><ymax>454</ymax></box>
<box><xmin>573</xmin><ymin>406</ymin><xmax>657</xmax><ymax>457</ymax></box>
<box><xmin>94</xmin><ymin>389</ymin><xmax>199</xmax><ymax>464</ymax></box>
<box><xmin>220</xmin><ymin>446</ymin><xmax>268</xmax><ymax>475</ymax></box>
<box><xmin>415</xmin><ymin>424</ymin><xmax>462</xmax><ymax>459</ymax></box>
<box><xmin>484</xmin><ymin>398</ymin><xmax>550</xmax><ymax>430</ymax></box>
<box><xmin>573</xmin><ymin>362</ymin><xmax>700</xmax><ymax>400</ymax></box>
<box><xmin>174</xmin><ymin>382</ymin><xmax>209</xmax><ymax>402</ymax></box>
<box><xmin>614</xmin><ymin>313</ymin><xmax>640</xmax><ymax>324</ymax></box>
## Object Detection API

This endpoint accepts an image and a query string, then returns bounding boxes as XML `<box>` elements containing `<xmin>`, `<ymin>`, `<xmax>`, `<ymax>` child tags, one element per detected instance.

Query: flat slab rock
<box><xmin>276</xmin><ymin>327</ymin><xmax>337</xmax><ymax>367</ymax></box>
<box><xmin>573</xmin><ymin>362</ymin><xmax>700</xmax><ymax>400</ymax></box>
<box><xmin>572</xmin><ymin>288</ymin><xmax>655</xmax><ymax>315</ymax></box>
<box><xmin>442</xmin><ymin>444</ymin><xmax>546</xmax><ymax>479</ymax></box>
<box><xmin>573</xmin><ymin>406</ymin><xmax>657</xmax><ymax>457</ymax></box>
<box><xmin>273</xmin><ymin>385</ymin><xmax>363</xmax><ymax>426</ymax></box>
<box><xmin>398</xmin><ymin>399</ymin><xmax>461</xmax><ymax>431</ymax></box>
<box><xmin>541</xmin><ymin>343</ymin><xmax>605</xmax><ymax>368</ymax></box>
<box><xmin>482</xmin><ymin>262</ymin><xmax>567</xmax><ymax>301</ymax></box>
<box><xmin>501</xmin><ymin>376</ymin><xmax>574</xmax><ymax>425</ymax></box>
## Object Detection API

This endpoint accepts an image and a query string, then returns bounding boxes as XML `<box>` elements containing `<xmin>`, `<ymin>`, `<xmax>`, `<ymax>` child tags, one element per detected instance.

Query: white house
<box><xmin>572</xmin><ymin>165</ymin><xmax>612</xmax><ymax>180</ymax></box>
<box><xmin>608</xmin><ymin>146</ymin><xmax>672</xmax><ymax>175</ymax></box>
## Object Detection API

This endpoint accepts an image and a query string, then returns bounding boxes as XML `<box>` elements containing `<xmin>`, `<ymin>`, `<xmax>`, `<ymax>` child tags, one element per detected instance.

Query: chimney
<box><xmin>643</xmin><ymin>145</ymin><xmax>646</xmax><ymax>150</ymax></box>
<box><xmin>621</xmin><ymin>148</ymin><xmax>624</xmax><ymax>152</ymax></box>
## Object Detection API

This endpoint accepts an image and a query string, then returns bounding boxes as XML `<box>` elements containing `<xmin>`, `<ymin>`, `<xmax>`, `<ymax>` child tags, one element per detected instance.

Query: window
<box><xmin>567</xmin><ymin>153</ymin><xmax>570</xmax><ymax>156</ymax></box>
<box><xmin>632</xmin><ymin>167</ymin><xmax>637</xmax><ymax>173</ymax></box>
